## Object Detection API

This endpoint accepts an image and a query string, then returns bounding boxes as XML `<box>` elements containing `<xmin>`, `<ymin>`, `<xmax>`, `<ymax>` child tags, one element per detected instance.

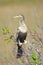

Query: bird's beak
<box><xmin>13</xmin><ymin>16</ymin><xmax>19</xmax><ymax>18</ymax></box>
<box><xmin>13</xmin><ymin>15</ymin><xmax>22</xmax><ymax>19</ymax></box>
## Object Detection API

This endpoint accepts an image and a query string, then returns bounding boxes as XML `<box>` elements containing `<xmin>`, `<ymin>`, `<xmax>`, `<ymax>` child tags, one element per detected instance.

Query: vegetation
<box><xmin>4</xmin><ymin>38</ymin><xmax>11</xmax><ymax>43</ymax></box>
<box><xmin>1</xmin><ymin>26</ymin><xmax>10</xmax><ymax>35</ymax></box>
<box><xmin>0</xmin><ymin>0</ymin><xmax>43</xmax><ymax>65</ymax></box>
<box><xmin>0</xmin><ymin>0</ymin><xmax>43</xmax><ymax>6</ymax></box>
<box><xmin>28</xmin><ymin>51</ymin><xmax>40</xmax><ymax>65</ymax></box>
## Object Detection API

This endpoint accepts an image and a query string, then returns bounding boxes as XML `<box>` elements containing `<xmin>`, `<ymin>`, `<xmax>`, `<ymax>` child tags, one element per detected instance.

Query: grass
<box><xmin>28</xmin><ymin>51</ymin><xmax>40</xmax><ymax>65</ymax></box>
<box><xmin>4</xmin><ymin>38</ymin><xmax>12</xmax><ymax>43</ymax></box>
<box><xmin>1</xmin><ymin>26</ymin><xmax>14</xmax><ymax>43</ymax></box>
<box><xmin>0</xmin><ymin>1</ymin><xmax>43</xmax><ymax>65</ymax></box>
<box><xmin>1</xmin><ymin>26</ymin><xmax>10</xmax><ymax>35</ymax></box>
<box><xmin>0</xmin><ymin>0</ymin><xmax>43</xmax><ymax>6</ymax></box>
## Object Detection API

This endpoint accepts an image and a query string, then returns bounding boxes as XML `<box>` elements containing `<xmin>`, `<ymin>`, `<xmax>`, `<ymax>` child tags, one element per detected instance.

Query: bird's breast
<box><xmin>18</xmin><ymin>26</ymin><xmax>27</xmax><ymax>33</ymax></box>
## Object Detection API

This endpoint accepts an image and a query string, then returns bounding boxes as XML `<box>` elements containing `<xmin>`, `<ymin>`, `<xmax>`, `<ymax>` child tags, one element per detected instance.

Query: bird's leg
<box><xmin>17</xmin><ymin>43</ymin><xmax>23</xmax><ymax>58</ymax></box>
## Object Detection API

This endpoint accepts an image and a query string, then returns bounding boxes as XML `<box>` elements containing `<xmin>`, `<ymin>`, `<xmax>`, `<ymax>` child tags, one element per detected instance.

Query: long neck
<box><xmin>19</xmin><ymin>15</ymin><xmax>25</xmax><ymax>26</ymax></box>
<box><xmin>20</xmin><ymin>15</ymin><xmax>25</xmax><ymax>21</ymax></box>
<box><xmin>18</xmin><ymin>15</ymin><xmax>27</xmax><ymax>33</ymax></box>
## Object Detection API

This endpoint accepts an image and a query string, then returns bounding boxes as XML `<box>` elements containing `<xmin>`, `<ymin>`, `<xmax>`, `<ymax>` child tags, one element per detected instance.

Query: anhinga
<box><xmin>13</xmin><ymin>14</ymin><xmax>27</xmax><ymax>58</ymax></box>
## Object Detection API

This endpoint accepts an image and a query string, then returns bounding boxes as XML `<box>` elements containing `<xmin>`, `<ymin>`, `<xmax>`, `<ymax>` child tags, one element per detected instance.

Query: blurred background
<box><xmin>0</xmin><ymin>0</ymin><xmax>43</xmax><ymax>65</ymax></box>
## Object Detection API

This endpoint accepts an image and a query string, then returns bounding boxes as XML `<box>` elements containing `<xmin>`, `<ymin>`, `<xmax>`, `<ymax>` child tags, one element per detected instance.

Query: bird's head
<box><xmin>13</xmin><ymin>14</ymin><xmax>24</xmax><ymax>19</ymax></box>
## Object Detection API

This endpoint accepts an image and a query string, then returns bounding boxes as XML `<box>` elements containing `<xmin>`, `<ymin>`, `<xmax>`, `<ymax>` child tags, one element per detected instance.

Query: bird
<box><xmin>13</xmin><ymin>14</ymin><xmax>27</xmax><ymax>58</ymax></box>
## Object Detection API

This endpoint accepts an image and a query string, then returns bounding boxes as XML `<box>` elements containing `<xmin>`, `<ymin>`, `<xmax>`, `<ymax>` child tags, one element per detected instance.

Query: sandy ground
<box><xmin>0</xmin><ymin>3</ymin><xmax>43</xmax><ymax>65</ymax></box>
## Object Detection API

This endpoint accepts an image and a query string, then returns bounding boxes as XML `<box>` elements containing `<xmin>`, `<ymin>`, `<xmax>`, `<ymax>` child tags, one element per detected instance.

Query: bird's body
<box><xmin>18</xmin><ymin>21</ymin><xmax>27</xmax><ymax>33</ymax></box>
<box><xmin>14</xmin><ymin>14</ymin><xmax>27</xmax><ymax>44</ymax></box>
<box><xmin>16</xmin><ymin>31</ymin><xmax>27</xmax><ymax>44</ymax></box>
<box><xmin>13</xmin><ymin>14</ymin><xmax>27</xmax><ymax>58</ymax></box>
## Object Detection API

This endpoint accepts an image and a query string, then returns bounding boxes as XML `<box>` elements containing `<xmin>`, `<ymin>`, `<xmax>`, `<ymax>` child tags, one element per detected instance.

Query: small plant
<box><xmin>32</xmin><ymin>51</ymin><xmax>39</xmax><ymax>65</ymax></box>
<box><xmin>4</xmin><ymin>38</ymin><xmax>11</xmax><ymax>43</ymax></box>
<box><xmin>28</xmin><ymin>51</ymin><xmax>40</xmax><ymax>65</ymax></box>
<box><xmin>4</xmin><ymin>35</ymin><xmax>14</xmax><ymax>43</ymax></box>
<box><xmin>1</xmin><ymin>26</ymin><xmax>14</xmax><ymax>43</ymax></box>
<box><xmin>1</xmin><ymin>26</ymin><xmax>10</xmax><ymax>35</ymax></box>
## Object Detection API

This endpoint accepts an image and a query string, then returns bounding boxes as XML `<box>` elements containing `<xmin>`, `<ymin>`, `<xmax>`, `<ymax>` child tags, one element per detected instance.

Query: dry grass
<box><xmin>0</xmin><ymin>3</ymin><xmax>43</xmax><ymax>65</ymax></box>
